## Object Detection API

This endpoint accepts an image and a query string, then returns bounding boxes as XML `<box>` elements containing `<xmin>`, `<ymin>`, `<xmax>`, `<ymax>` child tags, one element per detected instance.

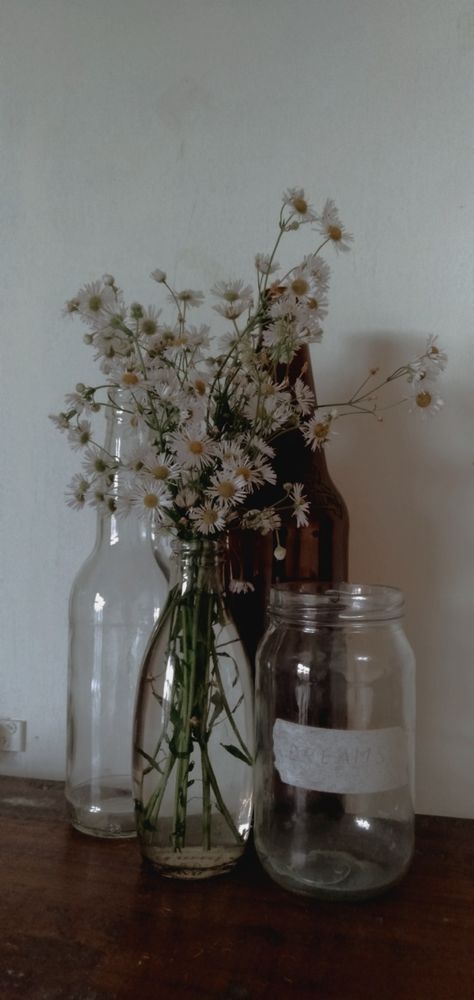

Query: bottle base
<box><xmin>141</xmin><ymin>844</ymin><xmax>243</xmax><ymax>879</ymax></box>
<box><xmin>258</xmin><ymin>848</ymin><xmax>412</xmax><ymax>901</ymax></box>
<box><xmin>255</xmin><ymin>815</ymin><xmax>414</xmax><ymax>901</ymax></box>
<box><xmin>66</xmin><ymin>778</ymin><xmax>137</xmax><ymax>839</ymax></box>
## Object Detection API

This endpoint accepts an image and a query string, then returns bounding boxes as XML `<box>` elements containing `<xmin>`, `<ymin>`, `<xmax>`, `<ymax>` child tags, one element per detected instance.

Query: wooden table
<box><xmin>0</xmin><ymin>777</ymin><xmax>473</xmax><ymax>999</ymax></box>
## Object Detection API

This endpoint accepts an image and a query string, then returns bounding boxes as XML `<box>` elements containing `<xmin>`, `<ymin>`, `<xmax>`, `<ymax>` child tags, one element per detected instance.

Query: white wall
<box><xmin>0</xmin><ymin>0</ymin><xmax>472</xmax><ymax>817</ymax></box>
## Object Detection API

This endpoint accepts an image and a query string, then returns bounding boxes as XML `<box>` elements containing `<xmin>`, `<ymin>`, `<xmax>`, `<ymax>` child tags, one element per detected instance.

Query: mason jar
<box><xmin>254</xmin><ymin>583</ymin><xmax>415</xmax><ymax>901</ymax></box>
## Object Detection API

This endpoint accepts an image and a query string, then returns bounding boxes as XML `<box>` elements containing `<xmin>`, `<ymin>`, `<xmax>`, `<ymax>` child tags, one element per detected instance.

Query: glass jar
<box><xmin>133</xmin><ymin>537</ymin><xmax>254</xmax><ymax>879</ymax></box>
<box><xmin>66</xmin><ymin>393</ymin><xmax>169</xmax><ymax>838</ymax></box>
<box><xmin>254</xmin><ymin>583</ymin><xmax>415</xmax><ymax>900</ymax></box>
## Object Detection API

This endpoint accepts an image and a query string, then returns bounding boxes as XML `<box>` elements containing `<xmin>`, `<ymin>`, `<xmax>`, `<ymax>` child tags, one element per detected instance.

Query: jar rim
<box><xmin>268</xmin><ymin>582</ymin><xmax>404</xmax><ymax>622</ymax></box>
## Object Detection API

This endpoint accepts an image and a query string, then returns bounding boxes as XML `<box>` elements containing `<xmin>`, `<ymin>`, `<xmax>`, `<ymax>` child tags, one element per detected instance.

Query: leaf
<box><xmin>220</xmin><ymin>743</ymin><xmax>252</xmax><ymax>766</ymax></box>
<box><xmin>136</xmin><ymin>747</ymin><xmax>164</xmax><ymax>773</ymax></box>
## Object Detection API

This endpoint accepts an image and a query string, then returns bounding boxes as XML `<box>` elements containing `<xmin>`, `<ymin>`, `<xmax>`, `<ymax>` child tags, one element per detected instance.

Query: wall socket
<box><xmin>0</xmin><ymin>719</ymin><xmax>27</xmax><ymax>751</ymax></box>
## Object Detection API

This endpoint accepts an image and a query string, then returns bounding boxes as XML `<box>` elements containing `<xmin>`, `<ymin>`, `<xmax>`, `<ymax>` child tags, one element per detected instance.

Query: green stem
<box><xmin>211</xmin><ymin>646</ymin><xmax>252</xmax><ymax>764</ymax></box>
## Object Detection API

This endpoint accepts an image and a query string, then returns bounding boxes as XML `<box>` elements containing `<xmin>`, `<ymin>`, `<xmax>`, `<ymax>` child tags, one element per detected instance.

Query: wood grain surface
<box><xmin>0</xmin><ymin>776</ymin><xmax>473</xmax><ymax>1000</ymax></box>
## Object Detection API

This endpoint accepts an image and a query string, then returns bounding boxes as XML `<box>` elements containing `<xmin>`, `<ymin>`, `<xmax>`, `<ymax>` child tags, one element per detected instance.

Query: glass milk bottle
<box><xmin>254</xmin><ymin>583</ymin><xmax>415</xmax><ymax>900</ymax></box>
<box><xmin>66</xmin><ymin>392</ymin><xmax>169</xmax><ymax>838</ymax></box>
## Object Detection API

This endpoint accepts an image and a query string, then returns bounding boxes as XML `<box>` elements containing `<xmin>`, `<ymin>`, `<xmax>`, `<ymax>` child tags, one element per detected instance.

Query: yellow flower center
<box><xmin>416</xmin><ymin>391</ymin><xmax>432</xmax><ymax>409</ymax></box>
<box><xmin>189</xmin><ymin>440</ymin><xmax>204</xmax><ymax>455</ymax></box>
<box><xmin>217</xmin><ymin>481</ymin><xmax>236</xmax><ymax>498</ymax></box>
<box><xmin>292</xmin><ymin>196</ymin><xmax>308</xmax><ymax>214</ymax></box>
<box><xmin>122</xmin><ymin>371</ymin><xmax>140</xmax><ymax>386</ymax></box>
<box><xmin>142</xmin><ymin>319</ymin><xmax>157</xmax><ymax>336</ymax></box>
<box><xmin>307</xmin><ymin>297</ymin><xmax>319</xmax><ymax>311</ymax></box>
<box><xmin>291</xmin><ymin>278</ymin><xmax>310</xmax><ymax>297</ymax></box>
<box><xmin>235</xmin><ymin>465</ymin><xmax>251</xmax><ymax>481</ymax></box>
<box><xmin>203</xmin><ymin>509</ymin><xmax>218</xmax><ymax>525</ymax></box>
<box><xmin>88</xmin><ymin>294</ymin><xmax>102</xmax><ymax>312</ymax></box>
<box><xmin>194</xmin><ymin>379</ymin><xmax>206</xmax><ymax>396</ymax></box>
<box><xmin>143</xmin><ymin>493</ymin><xmax>159</xmax><ymax>509</ymax></box>
<box><xmin>328</xmin><ymin>225</ymin><xmax>342</xmax><ymax>242</ymax></box>
<box><xmin>151</xmin><ymin>465</ymin><xmax>169</xmax><ymax>480</ymax></box>
<box><xmin>313</xmin><ymin>421</ymin><xmax>330</xmax><ymax>440</ymax></box>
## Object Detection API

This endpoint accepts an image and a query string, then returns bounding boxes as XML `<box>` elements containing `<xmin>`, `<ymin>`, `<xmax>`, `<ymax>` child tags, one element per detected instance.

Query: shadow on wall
<box><xmin>322</xmin><ymin>328</ymin><xmax>459</xmax><ymax>590</ymax></box>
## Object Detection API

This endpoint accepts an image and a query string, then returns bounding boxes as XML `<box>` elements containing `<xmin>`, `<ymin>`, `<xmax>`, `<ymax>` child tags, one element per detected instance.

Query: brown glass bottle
<box><xmin>228</xmin><ymin>345</ymin><xmax>349</xmax><ymax>666</ymax></box>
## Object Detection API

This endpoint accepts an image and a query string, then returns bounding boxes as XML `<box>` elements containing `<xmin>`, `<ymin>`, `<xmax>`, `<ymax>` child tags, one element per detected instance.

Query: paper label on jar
<box><xmin>273</xmin><ymin>719</ymin><xmax>408</xmax><ymax>795</ymax></box>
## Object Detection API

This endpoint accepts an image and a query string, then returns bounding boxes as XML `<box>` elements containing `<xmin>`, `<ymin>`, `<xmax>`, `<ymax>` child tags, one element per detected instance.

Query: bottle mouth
<box><xmin>269</xmin><ymin>582</ymin><xmax>404</xmax><ymax>623</ymax></box>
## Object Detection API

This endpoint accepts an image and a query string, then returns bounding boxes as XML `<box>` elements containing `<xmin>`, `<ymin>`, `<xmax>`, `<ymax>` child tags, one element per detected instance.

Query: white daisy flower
<box><xmin>230</xmin><ymin>455</ymin><xmax>276</xmax><ymax>491</ymax></box>
<box><xmin>293</xmin><ymin>376</ymin><xmax>315</xmax><ymax>415</ymax></box>
<box><xmin>285</xmin><ymin>267</ymin><xmax>313</xmax><ymax>300</ymax></box>
<box><xmin>67</xmin><ymin>419</ymin><xmax>93</xmax><ymax>451</ymax></box>
<box><xmin>65</xmin><ymin>474</ymin><xmax>90</xmax><ymax>510</ymax></box>
<box><xmin>139</xmin><ymin>306</ymin><xmax>162</xmax><ymax>338</ymax></box>
<box><xmin>144</xmin><ymin>451</ymin><xmax>180</xmax><ymax>482</ymax></box>
<box><xmin>246</xmin><ymin>435</ymin><xmax>275</xmax><ymax>459</ymax></box>
<box><xmin>213</xmin><ymin>300</ymin><xmax>251</xmax><ymax>320</ymax></box>
<box><xmin>186</xmin><ymin>367</ymin><xmax>212</xmax><ymax>399</ymax></box>
<box><xmin>128</xmin><ymin>479</ymin><xmax>173</xmax><ymax>521</ymax></box>
<box><xmin>106</xmin><ymin>363</ymin><xmax>151</xmax><ymax>394</ymax></box>
<box><xmin>423</xmin><ymin>336</ymin><xmax>448</xmax><ymax>373</ymax></box>
<box><xmin>211</xmin><ymin>279</ymin><xmax>253</xmax><ymax>305</ymax></box>
<box><xmin>120</xmin><ymin>443</ymin><xmax>152</xmax><ymax>473</ymax></box>
<box><xmin>168</xmin><ymin>424</ymin><xmax>215</xmax><ymax>469</ymax></box>
<box><xmin>255</xmin><ymin>254</ymin><xmax>280</xmax><ymax>276</ymax></box>
<box><xmin>294</xmin><ymin>304</ymin><xmax>324</xmax><ymax>344</ymax></box>
<box><xmin>76</xmin><ymin>281</ymin><xmax>117</xmax><ymax>323</ymax></box>
<box><xmin>87</xmin><ymin>487</ymin><xmax>114</xmax><ymax>514</ymax></box>
<box><xmin>207</xmin><ymin>472</ymin><xmax>247</xmax><ymax>507</ymax></box>
<box><xmin>302</xmin><ymin>412</ymin><xmax>335</xmax><ymax>450</ymax></box>
<box><xmin>114</xmin><ymin>491</ymin><xmax>135</xmax><ymax>518</ymax></box>
<box><xmin>49</xmin><ymin>412</ymin><xmax>71</xmax><ymax>432</ymax></box>
<box><xmin>189</xmin><ymin>502</ymin><xmax>227</xmax><ymax>535</ymax></box>
<box><xmin>317</xmin><ymin>199</ymin><xmax>354</xmax><ymax>253</ymax></box>
<box><xmin>289</xmin><ymin>482</ymin><xmax>310</xmax><ymax>527</ymax></box>
<box><xmin>186</xmin><ymin>324</ymin><xmax>211</xmax><ymax>350</ymax></box>
<box><xmin>64</xmin><ymin>391</ymin><xmax>86</xmax><ymax>415</ymax></box>
<box><xmin>241</xmin><ymin>508</ymin><xmax>281</xmax><ymax>534</ymax></box>
<box><xmin>211</xmin><ymin>280</ymin><xmax>253</xmax><ymax>319</ymax></box>
<box><xmin>302</xmin><ymin>254</ymin><xmax>331</xmax><ymax>292</ymax></box>
<box><xmin>175</xmin><ymin>486</ymin><xmax>199</xmax><ymax>508</ymax></box>
<box><xmin>93</xmin><ymin>327</ymin><xmax>131</xmax><ymax>364</ymax></box>
<box><xmin>282</xmin><ymin>188</ymin><xmax>318</xmax><ymax>223</ymax></box>
<box><xmin>411</xmin><ymin>386</ymin><xmax>444</xmax><ymax>419</ymax></box>
<box><xmin>172</xmin><ymin>289</ymin><xmax>205</xmax><ymax>309</ymax></box>
<box><xmin>81</xmin><ymin>445</ymin><xmax>115</xmax><ymax>479</ymax></box>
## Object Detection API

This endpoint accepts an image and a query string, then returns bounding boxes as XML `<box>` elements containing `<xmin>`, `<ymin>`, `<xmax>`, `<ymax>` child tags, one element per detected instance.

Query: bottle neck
<box><xmin>94</xmin><ymin>391</ymin><xmax>152</xmax><ymax>550</ymax></box>
<box><xmin>171</xmin><ymin>538</ymin><xmax>227</xmax><ymax>595</ymax></box>
<box><xmin>268</xmin><ymin>583</ymin><xmax>404</xmax><ymax>626</ymax></box>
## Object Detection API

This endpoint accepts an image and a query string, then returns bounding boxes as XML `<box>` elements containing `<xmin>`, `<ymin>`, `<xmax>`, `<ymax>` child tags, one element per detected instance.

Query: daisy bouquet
<box><xmin>52</xmin><ymin>188</ymin><xmax>447</xmax><ymax>869</ymax></box>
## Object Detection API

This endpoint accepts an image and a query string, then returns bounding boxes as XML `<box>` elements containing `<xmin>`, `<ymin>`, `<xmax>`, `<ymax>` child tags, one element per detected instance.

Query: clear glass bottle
<box><xmin>254</xmin><ymin>583</ymin><xmax>415</xmax><ymax>900</ymax></box>
<box><xmin>133</xmin><ymin>537</ymin><xmax>254</xmax><ymax>879</ymax></box>
<box><xmin>66</xmin><ymin>392</ymin><xmax>169</xmax><ymax>838</ymax></box>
